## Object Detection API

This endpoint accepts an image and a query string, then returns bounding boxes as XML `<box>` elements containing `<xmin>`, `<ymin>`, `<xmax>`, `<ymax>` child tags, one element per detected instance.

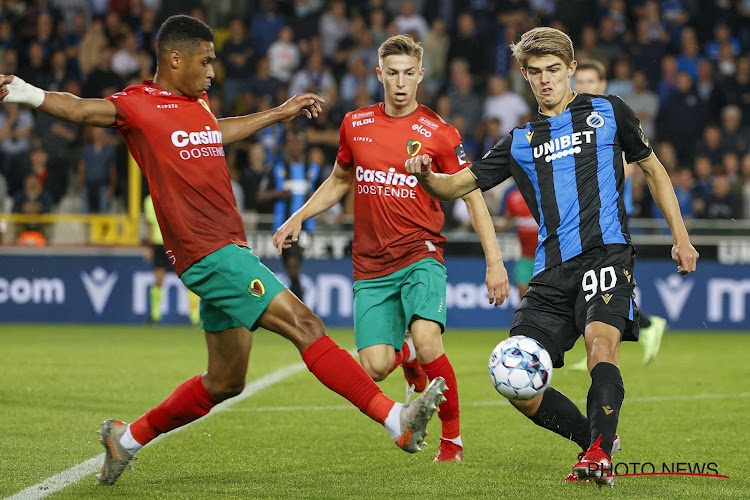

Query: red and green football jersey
<box><xmin>337</xmin><ymin>103</ymin><xmax>470</xmax><ymax>280</ymax></box>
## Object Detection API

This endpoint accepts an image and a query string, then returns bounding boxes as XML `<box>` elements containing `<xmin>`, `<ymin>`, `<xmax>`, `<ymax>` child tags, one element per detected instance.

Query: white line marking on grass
<box><xmin>5</xmin><ymin>360</ymin><xmax>310</xmax><ymax>500</ymax></box>
<box><xmin>228</xmin><ymin>392</ymin><xmax>750</xmax><ymax>413</ymax></box>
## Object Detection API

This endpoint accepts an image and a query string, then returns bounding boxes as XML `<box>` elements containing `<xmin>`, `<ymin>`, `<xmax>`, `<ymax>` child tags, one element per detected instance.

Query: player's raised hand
<box><xmin>279</xmin><ymin>93</ymin><xmax>325</xmax><ymax>121</ymax></box>
<box><xmin>273</xmin><ymin>216</ymin><xmax>303</xmax><ymax>255</ymax></box>
<box><xmin>671</xmin><ymin>241</ymin><xmax>699</xmax><ymax>275</ymax></box>
<box><xmin>486</xmin><ymin>261</ymin><xmax>511</xmax><ymax>306</ymax></box>
<box><xmin>404</xmin><ymin>154</ymin><xmax>433</xmax><ymax>177</ymax></box>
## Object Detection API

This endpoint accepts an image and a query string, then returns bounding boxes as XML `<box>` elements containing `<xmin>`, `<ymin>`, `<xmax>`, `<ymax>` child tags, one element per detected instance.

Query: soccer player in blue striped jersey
<box><xmin>405</xmin><ymin>27</ymin><xmax>699</xmax><ymax>486</ymax></box>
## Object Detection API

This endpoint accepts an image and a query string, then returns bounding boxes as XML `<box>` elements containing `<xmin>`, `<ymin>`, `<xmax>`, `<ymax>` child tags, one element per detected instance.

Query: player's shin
<box><xmin>129</xmin><ymin>374</ymin><xmax>219</xmax><ymax>450</ymax></box>
<box><xmin>421</xmin><ymin>354</ymin><xmax>460</xmax><ymax>440</ymax></box>
<box><xmin>529</xmin><ymin>387</ymin><xmax>590</xmax><ymax>450</ymax></box>
<box><xmin>586</xmin><ymin>362</ymin><xmax>624</xmax><ymax>456</ymax></box>
<box><xmin>302</xmin><ymin>335</ymin><xmax>395</xmax><ymax>424</ymax></box>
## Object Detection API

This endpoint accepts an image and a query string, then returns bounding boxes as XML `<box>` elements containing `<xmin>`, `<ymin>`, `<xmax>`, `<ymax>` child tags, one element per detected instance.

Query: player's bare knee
<box><xmin>295</xmin><ymin>312</ymin><xmax>326</xmax><ymax>349</ymax></box>
<box><xmin>509</xmin><ymin>393</ymin><xmax>542</xmax><ymax>417</ymax></box>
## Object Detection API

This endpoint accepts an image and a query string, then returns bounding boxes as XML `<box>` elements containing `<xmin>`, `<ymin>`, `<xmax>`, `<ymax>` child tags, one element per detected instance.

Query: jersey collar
<box><xmin>536</xmin><ymin>92</ymin><xmax>580</xmax><ymax>119</ymax></box>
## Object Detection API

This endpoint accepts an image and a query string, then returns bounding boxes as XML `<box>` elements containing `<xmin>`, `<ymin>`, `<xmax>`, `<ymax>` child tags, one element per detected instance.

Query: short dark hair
<box><xmin>155</xmin><ymin>15</ymin><xmax>214</xmax><ymax>61</ymax></box>
<box><xmin>577</xmin><ymin>59</ymin><xmax>606</xmax><ymax>81</ymax></box>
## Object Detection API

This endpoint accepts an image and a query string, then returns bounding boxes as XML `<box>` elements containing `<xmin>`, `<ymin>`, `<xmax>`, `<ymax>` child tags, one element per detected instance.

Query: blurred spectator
<box><xmin>630</xmin><ymin>18</ymin><xmax>666</xmax><ymax>90</ymax></box>
<box><xmin>695</xmin><ymin>59</ymin><xmax>725</xmax><ymax>123</ymax></box>
<box><xmin>135</xmin><ymin>8</ymin><xmax>158</xmax><ymax>54</ymax></box>
<box><xmin>676</xmin><ymin>27</ymin><xmax>702</xmax><ymax>81</ymax></box>
<box><xmin>394</xmin><ymin>0</ymin><xmax>428</xmax><ymax>40</ymax></box>
<box><xmin>719</xmin><ymin>105</ymin><xmax>750</xmax><ymax>156</ymax></box>
<box><xmin>722</xmin><ymin>152</ymin><xmax>740</xmax><ymax>186</ymax></box>
<box><xmin>248</xmin><ymin>56</ymin><xmax>285</xmax><ymax>106</ymax></box>
<box><xmin>706</xmin><ymin>22</ymin><xmax>740</xmax><ymax>60</ymax></box>
<box><xmin>447</xmin><ymin>12</ymin><xmax>486</xmax><ymax>78</ymax></box>
<box><xmin>253</xmin><ymin>95</ymin><xmax>286</xmax><ymax>165</ymax></box>
<box><xmin>288</xmin><ymin>50</ymin><xmax>336</xmax><ymax>100</ymax></box>
<box><xmin>721</xmin><ymin>57</ymin><xmax>750</xmax><ymax>127</ymax></box>
<box><xmin>482</xmin><ymin>75</ymin><xmax>530</xmax><ymax>136</ymax></box>
<box><xmin>742</xmin><ymin>154</ymin><xmax>750</xmax><ymax>218</ymax></box>
<box><xmin>716</xmin><ymin>41</ymin><xmax>737</xmax><ymax>78</ymax></box>
<box><xmin>695</xmin><ymin>124</ymin><xmax>726</xmax><ymax>165</ymax></box>
<box><xmin>22</xmin><ymin>41</ymin><xmax>50</xmax><ymax>88</ymax></box>
<box><xmin>420</xmin><ymin>18</ymin><xmax>449</xmax><ymax>97</ymax></box>
<box><xmin>658</xmin><ymin>55</ymin><xmax>679</xmax><ymax>103</ymax></box>
<box><xmin>369</xmin><ymin>8</ymin><xmax>389</xmax><ymax>47</ymax></box>
<box><xmin>78</xmin><ymin>127</ymin><xmax>117</xmax><ymax>213</ymax></box>
<box><xmin>0</xmin><ymin>102</ymin><xmax>34</xmax><ymax>197</ymax></box>
<box><xmin>33</xmin><ymin>80</ymin><xmax>82</xmax><ymax>204</ymax></box>
<box><xmin>79</xmin><ymin>18</ymin><xmax>108</xmax><ymax>76</ymax></box>
<box><xmin>652</xmin><ymin>168</ymin><xmax>694</xmax><ymax>221</ymax></box>
<box><xmin>478</xmin><ymin>118</ymin><xmax>503</xmax><ymax>157</ymax></box>
<box><xmin>288</xmin><ymin>0</ymin><xmax>324</xmax><ymax>42</ymax></box>
<box><xmin>0</xmin><ymin>19</ymin><xmax>17</xmax><ymax>54</ymax></box>
<box><xmin>82</xmin><ymin>47</ymin><xmax>122</xmax><ymax>98</ymax></box>
<box><xmin>595</xmin><ymin>17</ymin><xmax>623</xmax><ymax>64</ymax></box>
<box><xmin>111</xmin><ymin>30</ymin><xmax>149</xmax><ymax>79</ymax></box>
<box><xmin>318</xmin><ymin>0</ymin><xmax>349</xmax><ymax>59</ymax></box>
<box><xmin>12</xmin><ymin>173</ymin><xmax>53</xmax><ymax>236</ymax></box>
<box><xmin>340</xmin><ymin>56</ymin><xmax>379</xmax><ymax>110</ymax></box>
<box><xmin>691</xmin><ymin>155</ymin><xmax>714</xmax><ymax>217</ymax></box>
<box><xmin>628</xmin><ymin>70</ymin><xmax>659</xmax><ymax>140</ymax></box>
<box><xmin>238</xmin><ymin>142</ymin><xmax>274</xmax><ymax>214</ymax></box>
<box><xmin>249</xmin><ymin>0</ymin><xmax>286</xmax><ymax>55</ymax></box>
<box><xmin>220</xmin><ymin>18</ymin><xmax>254</xmax><ymax>115</ymax></box>
<box><xmin>703</xmin><ymin>174</ymin><xmax>741</xmax><ymax>219</ymax></box>
<box><xmin>606</xmin><ymin>58</ymin><xmax>633</xmax><ymax>98</ymax></box>
<box><xmin>446</xmin><ymin>59</ymin><xmax>482</xmax><ymax>140</ymax></box>
<box><xmin>658</xmin><ymin>71</ymin><xmax>706</xmax><ymax>164</ymax></box>
<box><xmin>267</xmin><ymin>26</ymin><xmax>299</xmax><ymax>83</ymax></box>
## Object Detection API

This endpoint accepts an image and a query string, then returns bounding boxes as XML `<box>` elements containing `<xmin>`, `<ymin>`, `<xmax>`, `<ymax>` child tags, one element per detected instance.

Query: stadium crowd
<box><xmin>0</xmin><ymin>0</ymin><xmax>749</xmax><ymax>231</ymax></box>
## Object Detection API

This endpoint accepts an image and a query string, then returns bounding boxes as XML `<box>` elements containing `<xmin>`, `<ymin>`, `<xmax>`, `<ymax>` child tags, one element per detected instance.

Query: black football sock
<box><xmin>587</xmin><ymin>362</ymin><xmax>624</xmax><ymax>457</ymax></box>
<box><xmin>529</xmin><ymin>387</ymin><xmax>590</xmax><ymax>450</ymax></box>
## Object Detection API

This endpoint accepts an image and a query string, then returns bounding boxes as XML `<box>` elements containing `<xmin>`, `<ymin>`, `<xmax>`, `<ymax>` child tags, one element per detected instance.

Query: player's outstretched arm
<box><xmin>638</xmin><ymin>153</ymin><xmax>699</xmax><ymax>275</ymax></box>
<box><xmin>219</xmin><ymin>93</ymin><xmax>324</xmax><ymax>145</ymax></box>
<box><xmin>461</xmin><ymin>189</ymin><xmax>510</xmax><ymax>305</ymax></box>
<box><xmin>273</xmin><ymin>160</ymin><xmax>353</xmax><ymax>254</ymax></box>
<box><xmin>404</xmin><ymin>153</ymin><xmax>479</xmax><ymax>201</ymax></box>
<box><xmin>0</xmin><ymin>75</ymin><xmax>116</xmax><ymax>127</ymax></box>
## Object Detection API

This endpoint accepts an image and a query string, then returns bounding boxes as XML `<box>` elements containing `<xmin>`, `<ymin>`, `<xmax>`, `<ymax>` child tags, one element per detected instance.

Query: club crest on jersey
<box><xmin>248</xmin><ymin>279</ymin><xmax>265</xmax><ymax>297</ymax></box>
<box><xmin>407</xmin><ymin>140</ymin><xmax>422</xmax><ymax>157</ymax></box>
<box><xmin>586</xmin><ymin>111</ymin><xmax>605</xmax><ymax>128</ymax></box>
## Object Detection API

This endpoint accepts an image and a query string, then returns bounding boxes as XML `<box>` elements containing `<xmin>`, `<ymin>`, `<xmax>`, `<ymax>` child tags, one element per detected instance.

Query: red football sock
<box><xmin>421</xmin><ymin>354</ymin><xmax>460</xmax><ymax>439</ymax></box>
<box><xmin>302</xmin><ymin>335</ymin><xmax>394</xmax><ymax>424</ymax></box>
<box><xmin>130</xmin><ymin>374</ymin><xmax>218</xmax><ymax>445</ymax></box>
<box><xmin>390</xmin><ymin>341</ymin><xmax>410</xmax><ymax>373</ymax></box>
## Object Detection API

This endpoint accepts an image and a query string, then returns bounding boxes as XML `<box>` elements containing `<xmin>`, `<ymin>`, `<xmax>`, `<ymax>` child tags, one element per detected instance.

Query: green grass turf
<box><xmin>1</xmin><ymin>325</ymin><xmax>748</xmax><ymax>499</ymax></box>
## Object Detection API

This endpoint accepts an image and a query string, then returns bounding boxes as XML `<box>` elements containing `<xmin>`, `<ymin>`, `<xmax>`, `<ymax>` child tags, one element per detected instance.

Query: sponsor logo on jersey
<box><xmin>602</xmin><ymin>405</ymin><xmax>614</xmax><ymax>415</ymax></box>
<box><xmin>171</xmin><ymin>126</ymin><xmax>225</xmax><ymax>160</ymax></box>
<box><xmin>526</xmin><ymin>130</ymin><xmax>534</xmax><ymax>143</ymax></box>
<box><xmin>418</xmin><ymin>116</ymin><xmax>439</xmax><ymax>130</ymax></box>
<box><xmin>407</xmin><ymin>140</ymin><xmax>422</xmax><ymax>157</ymax></box>
<box><xmin>352</xmin><ymin>117</ymin><xmax>375</xmax><ymax>127</ymax></box>
<box><xmin>533</xmin><ymin>130</ymin><xmax>595</xmax><ymax>163</ymax></box>
<box><xmin>248</xmin><ymin>279</ymin><xmax>265</xmax><ymax>297</ymax></box>
<box><xmin>601</xmin><ymin>293</ymin><xmax>613</xmax><ymax>304</ymax></box>
<box><xmin>454</xmin><ymin>144</ymin><xmax>467</xmax><ymax>165</ymax></box>
<box><xmin>353</xmin><ymin>136</ymin><xmax>373</xmax><ymax>142</ymax></box>
<box><xmin>355</xmin><ymin>166</ymin><xmax>419</xmax><ymax>187</ymax></box>
<box><xmin>411</xmin><ymin>124</ymin><xmax>433</xmax><ymax>137</ymax></box>
<box><xmin>352</xmin><ymin>110</ymin><xmax>375</xmax><ymax>119</ymax></box>
<box><xmin>586</xmin><ymin>111</ymin><xmax>605</xmax><ymax>128</ymax></box>
<box><xmin>157</xmin><ymin>104</ymin><xmax>178</xmax><ymax>109</ymax></box>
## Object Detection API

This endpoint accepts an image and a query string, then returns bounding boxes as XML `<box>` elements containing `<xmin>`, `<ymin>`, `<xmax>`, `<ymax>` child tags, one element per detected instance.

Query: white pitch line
<box><xmin>5</xmin><ymin>360</ymin><xmax>310</xmax><ymax>500</ymax></box>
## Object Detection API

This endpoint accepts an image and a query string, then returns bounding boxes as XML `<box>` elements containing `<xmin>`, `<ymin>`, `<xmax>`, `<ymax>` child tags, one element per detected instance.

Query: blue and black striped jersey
<box><xmin>470</xmin><ymin>93</ymin><xmax>652</xmax><ymax>276</ymax></box>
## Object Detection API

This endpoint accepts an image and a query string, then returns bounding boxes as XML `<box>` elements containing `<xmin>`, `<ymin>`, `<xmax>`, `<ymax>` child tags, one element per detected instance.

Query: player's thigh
<box><xmin>181</xmin><ymin>244</ymin><xmax>287</xmax><ymax>333</ymax></box>
<box><xmin>510</xmin><ymin>275</ymin><xmax>578</xmax><ymax>368</ymax></box>
<box><xmin>353</xmin><ymin>274</ymin><xmax>405</xmax><ymax>351</ymax></box>
<box><xmin>401</xmin><ymin>258</ymin><xmax>447</xmax><ymax>334</ymax></box>
<box><xmin>573</xmin><ymin>244</ymin><xmax>639</xmax><ymax>342</ymax></box>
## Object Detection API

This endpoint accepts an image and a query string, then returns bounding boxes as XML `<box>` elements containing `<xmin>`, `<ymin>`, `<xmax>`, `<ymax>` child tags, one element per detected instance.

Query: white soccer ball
<box><xmin>488</xmin><ymin>336</ymin><xmax>553</xmax><ymax>400</ymax></box>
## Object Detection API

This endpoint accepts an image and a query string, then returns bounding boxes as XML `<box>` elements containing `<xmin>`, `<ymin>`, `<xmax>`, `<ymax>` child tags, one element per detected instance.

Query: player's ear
<box><xmin>520</xmin><ymin>67</ymin><xmax>529</xmax><ymax>81</ymax></box>
<box><xmin>417</xmin><ymin>67</ymin><xmax>425</xmax><ymax>84</ymax></box>
<box><xmin>169</xmin><ymin>49</ymin><xmax>180</xmax><ymax>70</ymax></box>
<box><xmin>376</xmin><ymin>66</ymin><xmax>383</xmax><ymax>84</ymax></box>
<box><xmin>568</xmin><ymin>60</ymin><xmax>577</xmax><ymax>77</ymax></box>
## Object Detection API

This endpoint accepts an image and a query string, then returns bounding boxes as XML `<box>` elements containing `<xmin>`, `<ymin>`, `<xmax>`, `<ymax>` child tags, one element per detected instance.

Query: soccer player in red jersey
<box><xmin>274</xmin><ymin>34</ymin><xmax>511</xmax><ymax>462</ymax></box>
<box><xmin>495</xmin><ymin>186</ymin><xmax>540</xmax><ymax>299</ymax></box>
<box><xmin>0</xmin><ymin>15</ymin><xmax>447</xmax><ymax>485</ymax></box>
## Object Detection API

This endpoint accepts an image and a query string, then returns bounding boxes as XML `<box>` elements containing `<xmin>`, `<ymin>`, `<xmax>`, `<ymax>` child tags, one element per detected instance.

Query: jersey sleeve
<box><xmin>104</xmin><ymin>87</ymin><xmax>141</xmax><ymax>132</ymax></box>
<box><xmin>335</xmin><ymin>118</ymin><xmax>353</xmax><ymax>169</ymax></box>
<box><xmin>433</xmin><ymin>125</ymin><xmax>469</xmax><ymax>175</ymax></box>
<box><xmin>468</xmin><ymin>133</ymin><xmax>513</xmax><ymax>192</ymax></box>
<box><xmin>608</xmin><ymin>95</ymin><xmax>653</xmax><ymax>163</ymax></box>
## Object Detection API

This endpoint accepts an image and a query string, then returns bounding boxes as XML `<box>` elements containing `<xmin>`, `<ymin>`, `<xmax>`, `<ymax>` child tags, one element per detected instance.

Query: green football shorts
<box><xmin>353</xmin><ymin>257</ymin><xmax>447</xmax><ymax>351</ymax></box>
<box><xmin>180</xmin><ymin>244</ymin><xmax>286</xmax><ymax>332</ymax></box>
<box><xmin>514</xmin><ymin>257</ymin><xmax>535</xmax><ymax>286</ymax></box>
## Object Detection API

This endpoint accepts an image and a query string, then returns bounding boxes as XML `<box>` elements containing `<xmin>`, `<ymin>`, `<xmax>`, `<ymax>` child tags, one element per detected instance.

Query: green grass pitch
<box><xmin>1</xmin><ymin>325</ymin><xmax>748</xmax><ymax>499</ymax></box>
